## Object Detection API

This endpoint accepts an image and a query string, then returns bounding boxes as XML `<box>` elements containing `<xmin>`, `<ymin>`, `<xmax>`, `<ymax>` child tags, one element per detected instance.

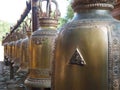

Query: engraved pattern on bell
<box><xmin>113</xmin><ymin>66</ymin><xmax>119</xmax><ymax>75</ymax></box>
<box><xmin>71</xmin><ymin>0</ymin><xmax>116</xmax><ymax>11</ymax></box>
<box><xmin>30</xmin><ymin>69</ymin><xmax>51</xmax><ymax>76</ymax></box>
<box><xmin>108</xmin><ymin>24</ymin><xmax>120</xmax><ymax>90</ymax></box>
<box><xmin>32</xmin><ymin>37</ymin><xmax>48</xmax><ymax>45</ymax></box>
<box><xmin>69</xmin><ymin>48</ymin><xmax>86</xmax><ymax>66</ymax></box>
<box><xmin>113</xmin><ymin>53</ymin><xmax>119</xmax><ymax>61</ymax></box>
<box><xmin>112</xmin><ymin>38</ymin><xmax>119</xmax><ymax>49</ymax></box>
<box><xmin>71</xmin><ymin>0</ymin><xmax>116</xmax><ymax>5</ymax></box>
<box><xmin>25</xmin><ymin>78</ymin><xmax>51</xmax><ymax>88</ymax></box>
<box><xmin>64</xmin><ymin>20</ymin><xmax>111</xmax><ymax>30</ymax></box>
<box><xmin>113</xmin><ymin>79</ymin><xmax>119</xmax><ymax>89</ymax></box>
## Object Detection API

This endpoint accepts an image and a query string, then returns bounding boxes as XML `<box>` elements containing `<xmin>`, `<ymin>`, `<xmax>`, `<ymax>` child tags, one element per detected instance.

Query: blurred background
<box><xmin>0</xmin><ymin>0</ymin><xmax>73</xmax><ymax>61</ymax></box>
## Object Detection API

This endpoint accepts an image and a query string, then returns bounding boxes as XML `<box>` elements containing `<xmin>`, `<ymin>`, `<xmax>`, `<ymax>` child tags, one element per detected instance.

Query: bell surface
<box><xmin>53</xmin><ymin>0</ymin><xmax>120</xmax><ymax>90</ymax></box>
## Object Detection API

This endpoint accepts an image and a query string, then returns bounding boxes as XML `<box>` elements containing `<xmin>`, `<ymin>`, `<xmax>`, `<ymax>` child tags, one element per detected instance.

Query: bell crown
<box><xmin>71</xmin><ymin>0</ymin><xmax>117</xmax><ymax>11</ymax></box>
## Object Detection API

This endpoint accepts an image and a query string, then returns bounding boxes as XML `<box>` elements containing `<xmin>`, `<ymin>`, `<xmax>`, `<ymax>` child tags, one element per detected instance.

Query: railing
<box><xmin>2</xmin><ymin>0</ymin><xmax>31</xmax><ymax>44</ymax></box>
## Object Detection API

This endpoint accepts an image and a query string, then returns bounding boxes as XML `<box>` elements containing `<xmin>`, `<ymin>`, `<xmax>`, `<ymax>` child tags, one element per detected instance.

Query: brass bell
<box><xmin>3</xmin><ymin>33</ymin><xmax>10</xmax><ymax>65</ymax></box>
<box><xmin>7</xmin><ymin>34</ymin><xmax>16</xmax><ymax>79</ymax></box>
<box><xmin>25</xmin><ymin>0</ymin><xmax>60</xmax><ymax>89</ymax></box>
<box><xmin>53</xmin><ymin>0</ymin><xmax>120</xmax><ymax>90</ymax></box>
<box><xmin>17</xmin><ymin>19</ymin><xmax>32</xmax><ymax>73</ymax></box>
<box><xmin>7</xmin><ymin>36</ymin><xmax>11</xmax><ymax>62</ymax></box>
<box><xmin>11</xmin><ymin>32</ymin><xmax>18</xmax><ymax>64</ymax></box>
<box><xmin>9</xmin><ymin>40</ymin><xmax>14</xmax><ymax>62</ymax></box>
<box><xmin>12</xmin><ymin>39</ymin><xmax>22</xmax><ymax>67</ymax></box>
<box><xmin>3</xmin><ymin>42</ymin><xmax>9</xmax><ymax>66</ymax></box>
<box><xmin>12</xmin><ymin>32</ymin><xmax>26</xmax><ymax>67</ymax></box>
<box><xmin>17</xmin><ymin>37</ymin><xmax>29</xmax><ymax>73</ymax></box>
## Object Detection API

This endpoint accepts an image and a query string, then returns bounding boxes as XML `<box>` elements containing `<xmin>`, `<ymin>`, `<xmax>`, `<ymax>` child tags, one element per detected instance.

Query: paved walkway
<box><xmin>0</xmin><ymin>62</ymin><xmax>28</xmax><ymax>90</ymax></box>
<box><xmin>0</xmin><ymin>62</ymin><xmax>9</xmax><ymax>90</ymax></box>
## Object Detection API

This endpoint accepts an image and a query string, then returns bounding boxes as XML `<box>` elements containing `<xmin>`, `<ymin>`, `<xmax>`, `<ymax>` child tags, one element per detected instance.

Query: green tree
<box><xmin>58</xmin><ymin>2</ymin><xmax>74</xmax><ymax>27</ymax></box>
<box><xmin>0</xmin><ymin>20</ymin><xmax>11</xmax><ymax>41</ymax></box>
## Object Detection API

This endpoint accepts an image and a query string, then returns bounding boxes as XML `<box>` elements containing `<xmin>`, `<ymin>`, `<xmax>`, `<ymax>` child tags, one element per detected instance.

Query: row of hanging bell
<box><xmin>2</xmin><ymin>31</ymin><xmax>26</xmax><ymax>79</ymax></box>
<box><xmin>3</xmin><ymin>0</ymin><xmax>120</xmax><ymax>90</ymax></box>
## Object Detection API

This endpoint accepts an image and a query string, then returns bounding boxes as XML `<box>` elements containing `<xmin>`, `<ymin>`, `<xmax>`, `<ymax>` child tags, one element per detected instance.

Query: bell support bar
<box><xmin>10</xmin><ymin>0</ymin><xmax>31</xmax><ymax>33</ymax></box>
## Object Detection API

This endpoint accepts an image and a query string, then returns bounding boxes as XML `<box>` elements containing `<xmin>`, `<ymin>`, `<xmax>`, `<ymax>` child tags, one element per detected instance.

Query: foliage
<box><xmin>58</xmin><ymin>2</ymin><xmax>74</xmax><ymax>28</ymax></box>
<box><xmin>0</xmin><ymin>20</ymin><xmax>11</xmax><ymax>41</ymax></box>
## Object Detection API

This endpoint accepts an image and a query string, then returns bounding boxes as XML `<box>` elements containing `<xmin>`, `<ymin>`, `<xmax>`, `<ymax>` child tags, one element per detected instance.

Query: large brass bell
<box><xmin>52</xmin><ymin>0</ymin><xmax>120</xmax><ymax>90</ymax></box>
<box><xmin>25</xmin><ymin>0</ymin><xmax>60</xmax><ymax>89</ymax></box>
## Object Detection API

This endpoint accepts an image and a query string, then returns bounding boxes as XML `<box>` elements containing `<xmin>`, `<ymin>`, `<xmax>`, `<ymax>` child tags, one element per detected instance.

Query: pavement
<box><xmin>0</xmin><ymin>44</ymin><xmax>28</xmax><ymax>90</ymax></box>
<box><xmin>0</xmin><ymin>62</ymin><xmax>9</xmax><ymax>90</ymax></box>
<box><xmin>0</xmin><ymin>62</ymin><xmax>28</xmax><ymax>90</ymax></box>
<box><xmin>0</xmin><ymin>44</ymin><xmax>9</xmax><ymax>90</ymax></box>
